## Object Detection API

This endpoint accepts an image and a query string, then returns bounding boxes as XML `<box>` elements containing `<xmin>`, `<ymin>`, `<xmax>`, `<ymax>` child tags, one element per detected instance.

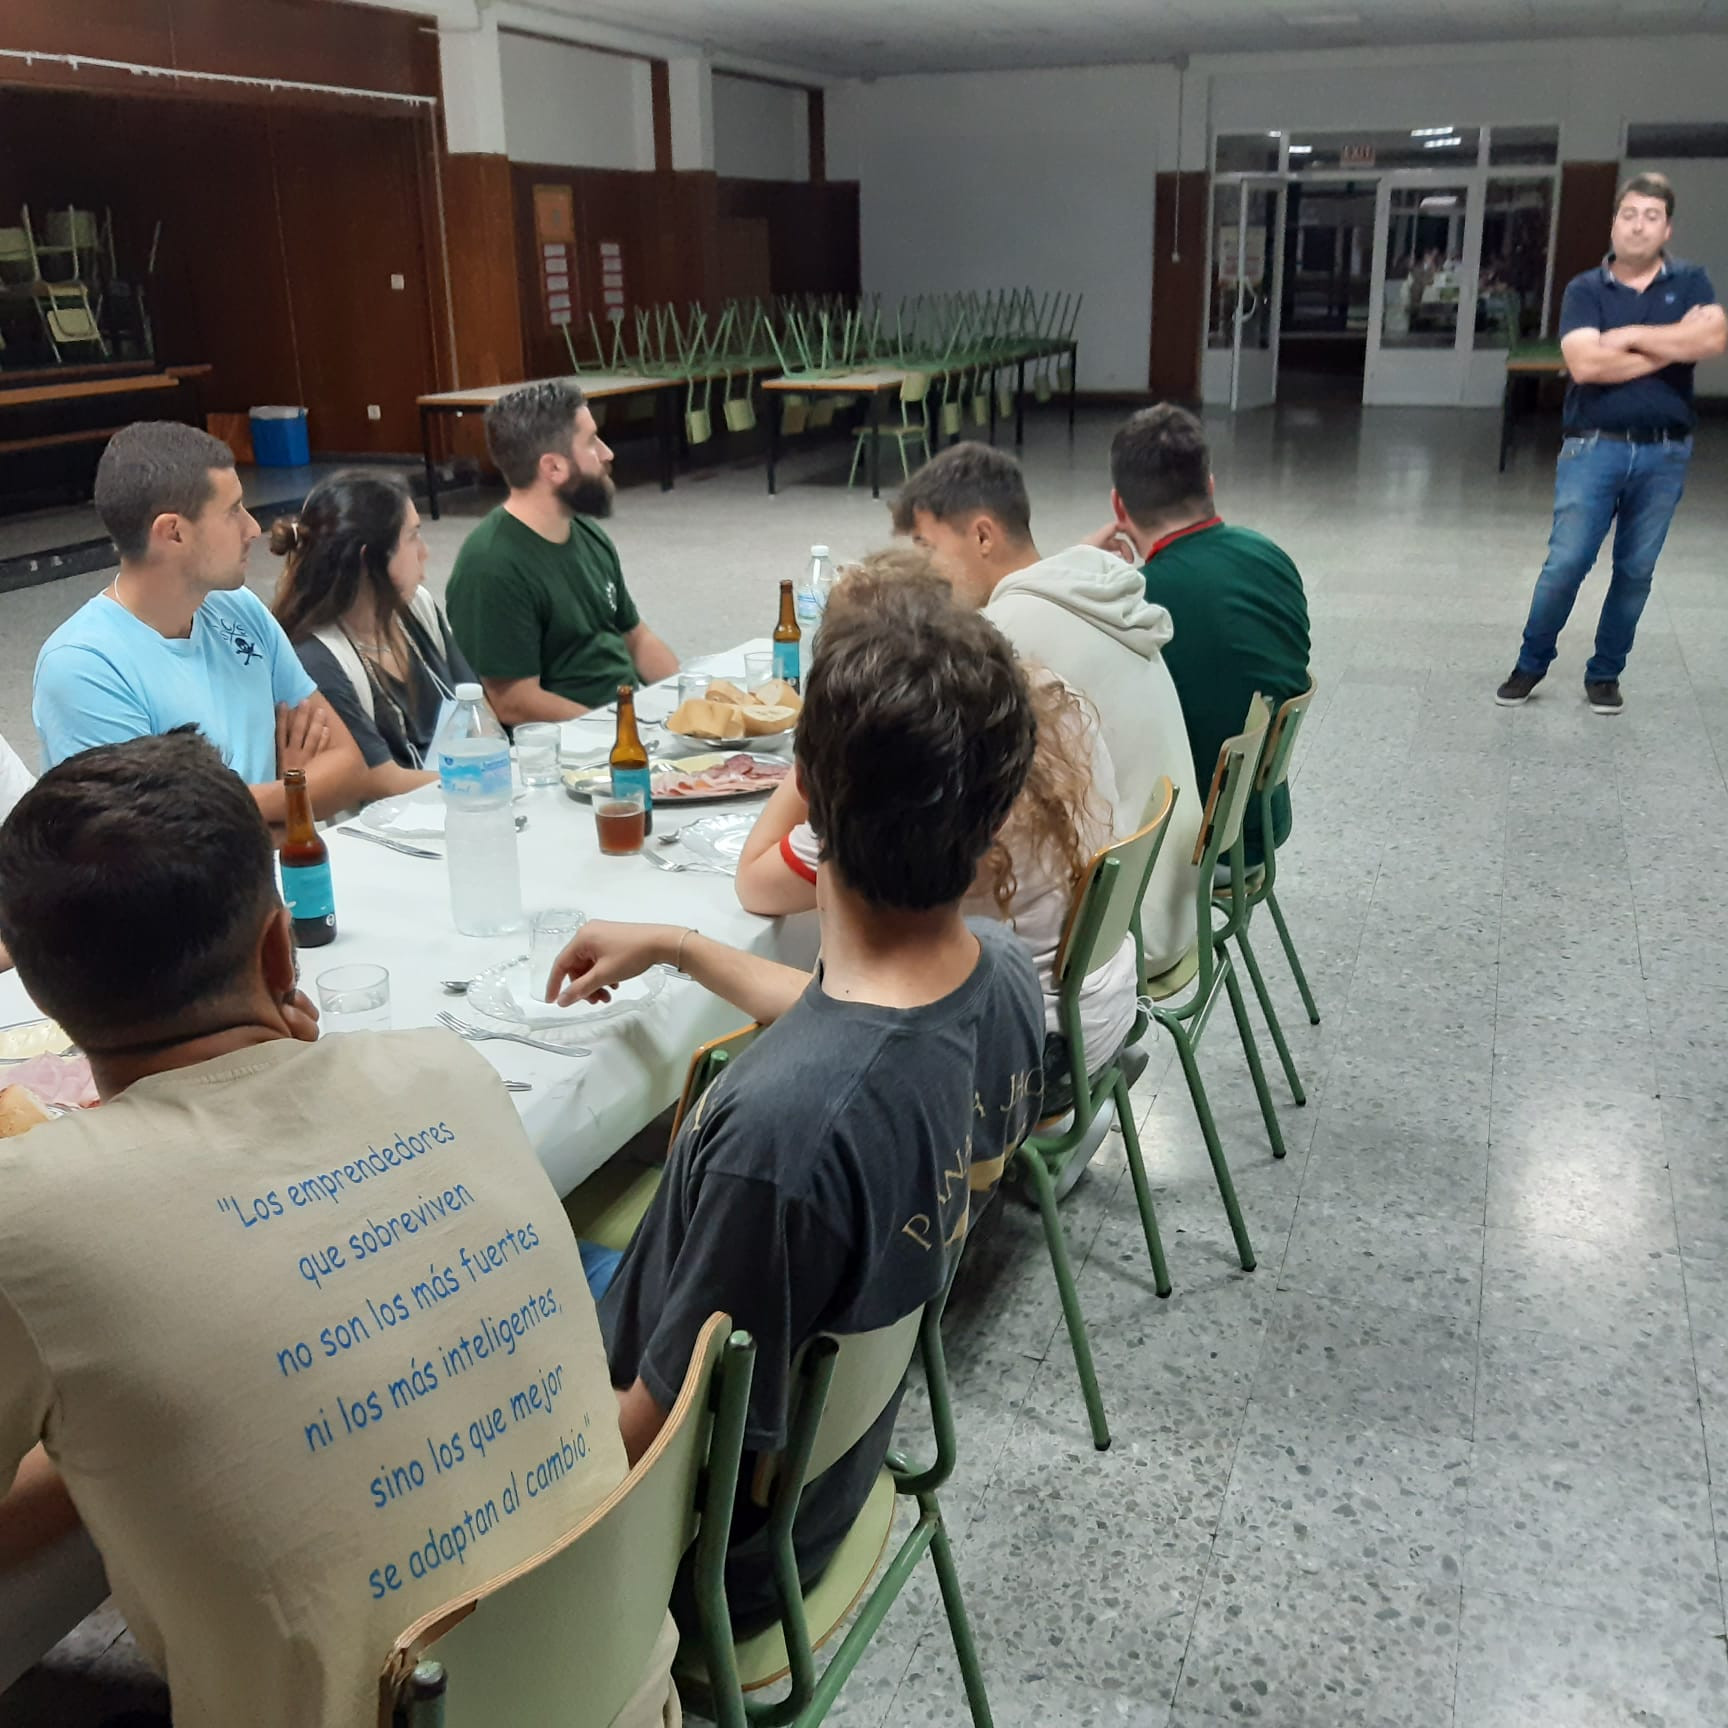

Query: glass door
<box><xmin>1202</xmin><ymin>177</ymin><xmax>1285</xmax><ymax>410</ymax></box>
<box><xmin>1364</xmin><ymin>175</ymin><xmax>1483</xmax><ymax>405</ymax></box>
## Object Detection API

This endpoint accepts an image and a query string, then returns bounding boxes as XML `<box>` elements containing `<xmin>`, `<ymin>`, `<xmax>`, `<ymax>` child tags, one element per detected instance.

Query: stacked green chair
<box><xmin>1143</xmin><ymin>697</ymin><xmax>1288</xmax><ymax>1278</ymax></box>
<box><xmin>847</xmin><ymin>372</ymin><xmax>932</xmax><ymax>488</ymax></box>
<box><xmin>1012</xmin><ymin>785</ymin><xmax>1177</xmax><ymax>1452</ymax></box>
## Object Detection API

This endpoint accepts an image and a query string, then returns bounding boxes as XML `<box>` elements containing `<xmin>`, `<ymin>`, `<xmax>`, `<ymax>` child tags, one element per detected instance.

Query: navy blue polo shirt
<box><xmin>1558</xmin><ymin>255</ymin><xmax>1718</xmax><ymax>433</ymax></box>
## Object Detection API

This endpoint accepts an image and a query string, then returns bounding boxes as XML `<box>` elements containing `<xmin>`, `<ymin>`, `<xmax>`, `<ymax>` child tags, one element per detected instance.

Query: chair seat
<box><xmin>1144</xmin><ymin>942</ymin><xmax>1201</xmax><ymax>1002</ymax></box>
<box><xmin>1212</xmin><ymin>864</ymin><xmax>1266</xmax><ymax>902</ymax></box>
<box><xmin>678</xmin><ymin>1467</ymin><xmax>898</xmax><ymax>1692</ymax></box>
<box><xmin>561</xmin><ymin>1159</ymin><xmax>661</xmax><ymax>1253</ymax></box>
<box><xmin>853</xmin><ymin>424</ymin><xmax>929</xmax><ymax>441</ymax></box>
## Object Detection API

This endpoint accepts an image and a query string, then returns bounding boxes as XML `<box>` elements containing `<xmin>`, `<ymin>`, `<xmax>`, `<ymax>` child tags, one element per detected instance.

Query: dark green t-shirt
<box><xmin>1141</xmin><ymin>519</ymin><xmax>1310</xmax><ymax>865</ymax></box>
<box><xmin>445</xmin><ymin>508</ymin><xmax>641</xmax><ymax>711</ymax></box>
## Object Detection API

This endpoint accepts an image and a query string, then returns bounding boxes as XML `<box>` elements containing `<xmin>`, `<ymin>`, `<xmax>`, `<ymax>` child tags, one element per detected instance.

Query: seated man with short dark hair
<box><xmin>33</xmin><ymin>422</ymin><xmax>366</xmax><ymax>826</ymax></box>
<box><xmin>1103</xmin><ymin>404</ymin><xmax>1311</xmax><ymax>865</ymax></box>
<box><xmin>544</xmin><ymin>579</ymin><xmax>1046</xmax><ymax>1630</ymax></box>
<box><xmin>0</xmin><ymin>731</ymin><xmax>674</xmax><ymax>1728</ymax></box>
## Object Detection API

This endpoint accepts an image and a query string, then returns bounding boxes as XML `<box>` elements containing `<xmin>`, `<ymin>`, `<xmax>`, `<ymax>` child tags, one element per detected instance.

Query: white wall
<box><xmin>827</xmin><ymin>66</ymin><xmax>1173</xmax><ymax>391</ymax></box>
<box><xmin>828</xmin><ymin>34</ymin><xmax>1728</xmax><ymax>397</ymax></box>
<box><xmin>1622</xmin><ymin>157</ymin><xmax>1728</xmax><ymax>399</ymax></box>
<box><xmin>712</xmin><ymin>74</ymin><xmax>808</xmax><ymax>181</ymax></box>
<box><xmin>498</xmin><ymin>32</ymin><xmax>655</xmax><ymax>171</ymax></box>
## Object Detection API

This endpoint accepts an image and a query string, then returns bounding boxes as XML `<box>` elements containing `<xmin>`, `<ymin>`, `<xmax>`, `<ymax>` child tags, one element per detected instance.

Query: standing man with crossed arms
<box><xmin>1497</xmin><ymin>172</ymin><xmax>1725</xmax><ymax>714</ymax></box>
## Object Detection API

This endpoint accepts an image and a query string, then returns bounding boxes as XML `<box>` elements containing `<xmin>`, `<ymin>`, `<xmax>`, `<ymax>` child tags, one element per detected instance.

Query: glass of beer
<box><xmin>315</xmin><ymin>964</ymin><xmax>391</xmax><ymax>1033</ymax></box>
<box><xmin>595</xmin><ymin>790</ymin><xmax>647</xmax><ymax>856</ymax></box>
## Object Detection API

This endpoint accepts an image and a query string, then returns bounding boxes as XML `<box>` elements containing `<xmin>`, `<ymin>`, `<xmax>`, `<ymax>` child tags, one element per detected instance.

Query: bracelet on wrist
<box><xmin>674</xmin><ymin>927</ymin><xmax>698</xmax><ymax>976</ymax></box>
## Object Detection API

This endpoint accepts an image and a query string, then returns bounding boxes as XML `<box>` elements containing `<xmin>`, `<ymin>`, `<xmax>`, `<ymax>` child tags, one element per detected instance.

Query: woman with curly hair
<box><xmin>736</xmin><ymin>549</ymin><xmax>1138</xmax><ymax>1110</ymax></box>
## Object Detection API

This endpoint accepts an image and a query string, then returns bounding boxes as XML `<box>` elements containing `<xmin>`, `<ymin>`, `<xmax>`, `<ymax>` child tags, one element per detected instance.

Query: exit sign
<box><xmin>1340</xmin><ymin>142</ymin><xmax>1376</xmax><ymax>167</ymax></box>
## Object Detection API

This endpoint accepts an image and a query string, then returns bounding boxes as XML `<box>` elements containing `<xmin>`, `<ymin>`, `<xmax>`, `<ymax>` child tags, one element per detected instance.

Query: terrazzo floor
<box><xmin>4</xmin><ymin>401</ymin><xmax>1728</xmax><ymax>1725</ymax></box>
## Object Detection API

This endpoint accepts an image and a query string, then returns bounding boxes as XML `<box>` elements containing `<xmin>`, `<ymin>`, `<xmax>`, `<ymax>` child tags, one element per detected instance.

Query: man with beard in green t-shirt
<box><xmin>446</xmin><ymin>381</ymin><xmax>679</xmax><ymax>723</ymax></box>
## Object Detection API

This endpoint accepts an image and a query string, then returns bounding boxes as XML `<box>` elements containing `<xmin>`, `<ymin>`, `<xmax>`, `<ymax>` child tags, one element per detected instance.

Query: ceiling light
<box><xmin>1267</xmin><ymin>130</ymin><xmax>1282</xmax><ymax>138</ymax></box>
<box><xmin>1411</xmin><ymin>126</ymin><xmax>1455</xmax><ymax>137</ymax></box>
<box><xmin>1424</xmin><ymin>137</ymin><xmax>1462</xmax><ymax>149</ymax></box>
<box><xmin>1287</xmin><ymin>144</ymin><xmax>1314</xmax><ymax>154</ymax></box>
<box><xmin>1419</xmin><ymin>195</ymin><xmax>1460</xmax><ymax>209</ymax></box>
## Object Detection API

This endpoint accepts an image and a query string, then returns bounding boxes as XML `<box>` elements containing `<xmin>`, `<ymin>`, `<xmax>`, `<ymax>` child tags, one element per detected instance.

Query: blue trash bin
<box><xmin>249</xmin><ymin>406</ymin><xmax>310</xmax><ymax>467</ymax></box>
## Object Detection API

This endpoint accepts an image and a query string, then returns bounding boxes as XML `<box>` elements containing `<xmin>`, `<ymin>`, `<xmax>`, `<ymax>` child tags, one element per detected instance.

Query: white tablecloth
<box><xmin>0</xmin><ymin>643</ymin><xmax>815</xmax><ymax>1200</ymax></box>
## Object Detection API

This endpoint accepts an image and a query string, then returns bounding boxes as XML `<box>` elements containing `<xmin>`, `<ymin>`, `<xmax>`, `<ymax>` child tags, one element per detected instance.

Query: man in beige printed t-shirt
<box><xmin>0</xmin><ymin>732</ymin><xmax>676</xmax><ymax>1728</ymax></box>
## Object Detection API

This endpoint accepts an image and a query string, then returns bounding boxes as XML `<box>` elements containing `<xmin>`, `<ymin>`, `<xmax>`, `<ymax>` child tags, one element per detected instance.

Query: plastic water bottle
<box><xmin>797</xmin><ymin>545</ymin><xmax>835</xmax><ymax>682</ymax></box>
<box><xmin>434</xmin><ymin>683</ymin><xmax>523</xmax><ymax>936</ymax></box>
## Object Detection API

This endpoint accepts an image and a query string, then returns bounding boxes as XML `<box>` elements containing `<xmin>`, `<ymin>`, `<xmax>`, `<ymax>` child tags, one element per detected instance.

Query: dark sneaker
<box><xmin>1585</xmin><ymin>679</ymin><xmax>1624</xmax><ymax>714</ymax></box>
<box><xmin>1495</xmin><ymin>667</ymin><xmax>1544</xmax><ymax>706</ymax></box>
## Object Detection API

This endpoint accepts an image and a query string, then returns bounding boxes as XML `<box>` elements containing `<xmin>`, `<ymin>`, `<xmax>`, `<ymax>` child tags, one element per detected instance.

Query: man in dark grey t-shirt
<box><xmin>543</xmin><ymin>568</ymin><xmax>1046</xmax><ymax>1629</ymax></box>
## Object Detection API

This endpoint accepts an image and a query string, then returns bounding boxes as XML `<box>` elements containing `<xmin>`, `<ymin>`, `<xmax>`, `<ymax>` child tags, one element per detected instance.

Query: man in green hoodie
<box><xmin>1098</xmin><ymin>405</ymin><xmax>1310</xmax><ymax>867</ymax></box>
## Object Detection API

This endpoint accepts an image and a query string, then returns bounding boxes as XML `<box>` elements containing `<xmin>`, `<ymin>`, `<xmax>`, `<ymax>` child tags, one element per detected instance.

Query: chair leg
<box><xmin>1235</xmin><ymin>926</ymin><xmax>1306</xmax><ymax>1107</ymax></box>
<box><xmin>1113</xmin><ymin>1071</ymin><xmax>1172</xmax><ymax>1297</ymax></box>
<box><xmin>1168</xmin><ymin>1024</ymin><xmax>1257</xmax><ymax>1271</ymax></box>
<box><xmin>1018</xmin><ymin>1147</ymin><xmax>1111</xmax><ymax>1449</ymax></box>
<box><xmin>1266</xmin><ymin>887</ymin><xmax>1321</xmax><ymax>1025</ymax></box>
<box><xmin>898</xmin><ymin>434</ymin><xmax>912</xmax><ymax>480</ymax></box>
<box><xmin>1223</xmin><ymin>959</ymin><xmax>1287</xmax><ymax>1161</ymax></box>
<box><xmin>847</xmin><ymin>434</ymin><xmax>866</xmax><ymax>490</ymax></box>
<box><xmin>924</xmin><ymin>1497</ymin><xmax>995</xmax><ymax>1728</ymax></box>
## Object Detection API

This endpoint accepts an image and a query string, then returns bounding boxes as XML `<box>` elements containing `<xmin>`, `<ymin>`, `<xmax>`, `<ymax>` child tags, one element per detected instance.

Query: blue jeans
<box><xmin>1517</xmin><ymin>432</ymin><xmax>1691</xmax><ymax>683</ymax></box>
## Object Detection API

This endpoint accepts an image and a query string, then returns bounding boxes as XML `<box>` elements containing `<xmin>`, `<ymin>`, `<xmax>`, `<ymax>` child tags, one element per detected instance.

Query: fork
<box><xmin>435</xmin><ymin>1010</ymin><xmax>590</xmax><ymax>1058</ymax></box>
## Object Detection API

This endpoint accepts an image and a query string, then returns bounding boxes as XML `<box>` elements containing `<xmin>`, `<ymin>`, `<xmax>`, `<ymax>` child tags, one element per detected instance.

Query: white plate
<box><xmin>466</xmin><ymin>956</ymin><xmax>669</xmax><ymax>1036</ymax></box>
<box><xmin>669</xmin><ymin>811</ymin><xmax>757</xmax><ymax>871</ymax></box>
<box><xmin>360</xmin><ymin>786</ymin><xmax>447</xmax><ymax>840</ymax></box>
<box><xmin>0</xmin><ymin>1018</ymin><xmax>74</xmax><ymax>1064</ymax></box>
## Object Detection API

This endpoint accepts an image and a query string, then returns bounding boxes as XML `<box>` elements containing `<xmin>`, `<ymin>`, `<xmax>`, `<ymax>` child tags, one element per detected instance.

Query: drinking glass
<box><xmin>530</xmin><ymin>908</ymin><xmax>587</xmax><ymax>1005</ymax></box>
<box><xmin>743</xmin><ymin>651</ymin><xmax>773</xmax><ymax>692</ymax></box>
<box><xmin>515</xmin><ymin>722</ymin><xmax>561</xmax><ymax>787</ymax></box>
<box><xmin>677</xmin><ymin>673</ymin><xmax>709</xmax><ymax>707</ymax></box>
<box><xmin>594</xmin><ymin>791</ymin><xmax>647</xmax><ymax>856</ymax></box>
<box><xmin>316</xmin><ymin>963</ymin><xmax>392</xmax><ymax>1034</ymax></box>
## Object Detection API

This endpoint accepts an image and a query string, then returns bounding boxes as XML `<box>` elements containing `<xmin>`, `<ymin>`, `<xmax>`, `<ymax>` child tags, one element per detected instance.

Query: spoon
<box><xmin>440</xmin><ymin>978</ymin><xmax>472</xmax><ymax>994</ymax></box>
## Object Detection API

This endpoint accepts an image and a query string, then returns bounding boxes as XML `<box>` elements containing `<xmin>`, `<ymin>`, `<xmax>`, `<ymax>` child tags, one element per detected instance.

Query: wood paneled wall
<box><xmin>1555</xmin><ymin>162</ymin><xmax>1619</xmax><ymax>303</ymax></box>
<box><xmin>1150</xmin><ymin>171</ymin><xmax>1209</xmax><ymax>404</ymax></box>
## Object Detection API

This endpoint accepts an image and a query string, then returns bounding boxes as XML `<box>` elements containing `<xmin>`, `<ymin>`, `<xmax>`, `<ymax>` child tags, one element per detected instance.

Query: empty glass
<box><xmin>530</xmin><ymin>908</ymin><xmax>587</xmax><ymax>1003</ymax></box>
<box><xmin>515</xmin><ymin>722</ymin><xmax>561</xmax><ymax>787</ymax></box>
<box><xmin>743</xmin><ymin>651</ymin><xmax>773</xmax><ymax>692</ymax></box>
<box><xmin>677</xmin><ymin>673</ymin><xmax>709</xmax><ymax>707</ymax></box>
<box><xmin>316</xmin><ymin>963</ymin><xmax>391</xmax><ymax>1034</ymax></box>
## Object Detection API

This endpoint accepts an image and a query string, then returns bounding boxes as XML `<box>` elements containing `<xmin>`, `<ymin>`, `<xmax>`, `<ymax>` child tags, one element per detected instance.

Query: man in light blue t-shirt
<box><xmin>33</xmin><ymin>423</ymin><xmax>365</xmax><ymax>825</ymax></box>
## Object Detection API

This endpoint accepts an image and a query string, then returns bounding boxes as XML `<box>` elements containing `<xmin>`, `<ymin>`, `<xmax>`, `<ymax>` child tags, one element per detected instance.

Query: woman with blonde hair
<box><xmin>736</xmin><ymin>550</ymin><xmax>1138</xmax><ymax>1119</ymax></box>
<box><xmin>271</xmin><ymin>471</ymin><xmax>472</xmax><ymax>803</ymax></box>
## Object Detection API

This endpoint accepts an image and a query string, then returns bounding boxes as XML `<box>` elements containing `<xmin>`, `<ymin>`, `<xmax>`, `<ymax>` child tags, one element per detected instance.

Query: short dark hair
<box><xmin>1617</xmin><ymin>172</ymin><xmax>1675</xmax><ymax>219</ymax></box>
<box><xmin>797</xmin><ymin>573</ymin><xmax>1034</xmax><ymax>910</ymax></box>
<box><xmin>0</xmin><ymin>731</ymin><xmax>279</xmax><ymax>1047</ymax></box>
<box><xmin>1110</xmin><ymin>405</ymin><xmax>1211</xmax><ymax>526</ymax></box>
<box><xmin>94</xmin><ymin>421</ymin><xmax>236</xmax><ymax>562</ymax></box>
<box><xmin>889</xmin><ymin>443</ymin><xmax>1033</xmax><ymax>543</ymax></box>
<box><xmin>271</xmin><ymin>470</ymin><xmax>413</xmax><ymax>643</ymax></box>
<box><xmin>485</xmin><ymin>380</ymin><xmax>586</xmax><ymax>490</ymax></box>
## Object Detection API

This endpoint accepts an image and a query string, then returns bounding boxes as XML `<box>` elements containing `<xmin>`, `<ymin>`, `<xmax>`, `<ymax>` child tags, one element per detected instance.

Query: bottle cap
<box><xmin>454</xmin><ymin>682</ymin><xmax>483</xmax><ymax>702</ymax></box>
<box><xmin>810</xmin><ymin>544</ymin><xmax>830</xmax><ymax>558</ymax></box>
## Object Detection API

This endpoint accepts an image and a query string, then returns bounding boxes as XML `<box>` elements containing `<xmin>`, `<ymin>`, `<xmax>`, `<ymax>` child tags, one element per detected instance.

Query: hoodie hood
<box><xmin>988</xmin><ymin>545</ymin><xmax>1173</xmax><ymax>661</ymax></box>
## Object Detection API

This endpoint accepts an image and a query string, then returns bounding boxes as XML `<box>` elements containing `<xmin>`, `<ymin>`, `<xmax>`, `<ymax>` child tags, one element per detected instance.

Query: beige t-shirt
<box><xmin>0</xmin><ymin>1030</ymin><xmax>661</xmax><ymax>1728</ymax></box>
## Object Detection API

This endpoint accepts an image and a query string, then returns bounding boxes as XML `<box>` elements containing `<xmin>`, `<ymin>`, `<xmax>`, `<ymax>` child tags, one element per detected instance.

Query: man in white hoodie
<box><xmin>890</xmin><ymin>444</ymin><xmax>1201</xmax><ymax>975</ymax></box>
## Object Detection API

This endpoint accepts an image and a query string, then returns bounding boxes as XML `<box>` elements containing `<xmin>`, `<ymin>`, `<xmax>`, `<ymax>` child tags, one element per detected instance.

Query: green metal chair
<box><xmin>1213</xmin><ymin>679</ymin><xmax>1321</xmax><ymax>1111</ymax></box>
<box><xmin>386</xmin><ymin>1308</ymin><xmax>753</xmax><ymax>1727</ymax></box>
<box><xmin>679</xmin><ymin>1293</ymin><xmax>992</xmax><ymax>1728</ymax></box>
<box><xmin>1013</xmin><ymin>784</ymin><xmax>1178</xmax><ymax>1452</ymax></box>
<box><xmin>1143</xmin><ymin>697</ymin><xmax>1287</xmax><ymax>1276</ymax></box>
<box><xmin>563</xmin><ymin>1024</ymin><xmax>761</xmax><ymax>1251</ymax></box>
<box><xmin>846</xmin><ymin>371</ymin><xmax>931</xmax><ymax>488</ymax></box>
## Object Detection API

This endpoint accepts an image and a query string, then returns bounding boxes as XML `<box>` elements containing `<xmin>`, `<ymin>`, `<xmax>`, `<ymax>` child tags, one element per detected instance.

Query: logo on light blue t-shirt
<box><xmin>212</xmin><ymin>613</ymin><xmax>263</xmax><ymax>666</ymax></box>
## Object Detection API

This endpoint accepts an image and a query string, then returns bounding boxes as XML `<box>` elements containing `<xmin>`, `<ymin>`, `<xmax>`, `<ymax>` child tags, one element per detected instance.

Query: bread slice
<box><xmin>748</xmin><ymin>679</ymin><xmax>802</xmax><ymax>714</ymax></box>
<box><xmin>0</xmin><ymin>1085</ymin><xmax>52</xmax><ymax>1138</ymax></box>
<box><xmin>703</xmin><ymin>679</ymin><xmax>749</xmax><ymax>707</ymax></box>
<box><xmin>739</xmin><ymin>703</ymin><xmax>797</xmax><ymax>737</ymax></box>
<box><xmin>668</xmin><ymin>697</ymin><xmax>748</xmax><ymax>740</ymax></box>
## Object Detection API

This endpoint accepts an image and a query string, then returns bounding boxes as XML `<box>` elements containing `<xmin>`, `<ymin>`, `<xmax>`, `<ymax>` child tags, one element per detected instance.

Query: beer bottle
<box><xmin>609</xmin><ymin>684</ymin><xmax>653</xmax><ymax>837</ymax></box>
<box><xmin>772</xmin><ymin>578</ymin><xmax>802</xmax><ymax>692</ymax></box>
<box><xmin>280</xmin><ymin>768</ymin><xmax>336</xmax><ymax>947</ymax></box>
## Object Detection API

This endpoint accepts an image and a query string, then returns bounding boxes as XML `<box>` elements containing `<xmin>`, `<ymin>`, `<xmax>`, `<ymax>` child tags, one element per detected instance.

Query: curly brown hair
<box><xmin>831</xmin><ymin>548</ymin><xmax>1106</xmax><ymax>916</ymax></box>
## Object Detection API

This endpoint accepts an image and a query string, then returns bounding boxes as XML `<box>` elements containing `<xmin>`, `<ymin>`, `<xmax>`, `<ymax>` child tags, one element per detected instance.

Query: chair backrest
<box><xmin>1255</xmin><ymin>678</ymin><xmax>1315</xmax><ymax>796</ymax></box>
<box><xmin>1055</xmin><ymin>778</ymin><xmax>1175</xmax><ymax>993</ymax></box>
<box><xmin>900</xmin><ymin>369</ymin><xmax>931</xmax><ymax>406</ymax></box>
<box><xmin>669</xmin><ymin>1022</ymin><xmax>761</xmax><ymax>1142</ymax></box>
<box><xmin>1191</xmin><ymin>695</ymin><xmax>1270</xmax><ymax>873</ymax></box>
<box><xmin>798</xmin><ymin>1307</ymin><xmax>925</xmax><ymax>1483</ymax></box>
<box><xmin>384</xmin><ymin>1311</ymin><xmax>753</xmax><ymax>1728</ymax></box>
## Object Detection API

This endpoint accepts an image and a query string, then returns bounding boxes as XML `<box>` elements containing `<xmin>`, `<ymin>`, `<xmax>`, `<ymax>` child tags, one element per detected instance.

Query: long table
<box><xmin>761</xmin><ymin>335</ymin><xmax>1079</xmax><ymax>498</ymax></box>
<box><xmin>0</xmin><ymin>644</ymin><xmax>814</xmax><ymax>1203</ymax></box>
<box><xmin>415</xmin><ymin>373</ymin><xmax>685</xmax><ymax>518</ymax></box>
<box><xmin>1500</xmin><ymin>347</ymin><xmax>1566</xmax><ymax>472</ymax></box>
